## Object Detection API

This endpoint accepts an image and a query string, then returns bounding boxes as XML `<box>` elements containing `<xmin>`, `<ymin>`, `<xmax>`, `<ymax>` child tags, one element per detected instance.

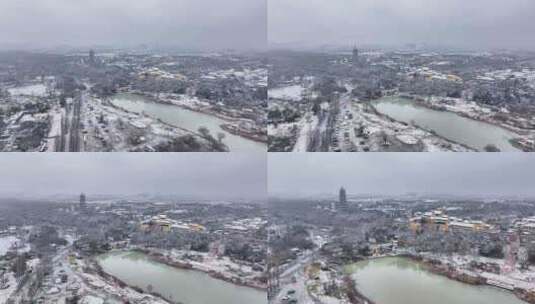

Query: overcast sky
<box><xmin>0</xmin><ymin>0</ymin><xmax>266</xmax><ymax>50</ymax></box>
<box><xmin>269</xmin><ymin>153</ymin><xmax>535</xmax><ymax>198</ymax></box>
<box><xmin>0</xmin><ymin>153</ymin><xmax>266</xmax><ymax>200</ymax></box>
<box><xmin>268</xmin><ymin>0</ymin><xmax>535</xmax><ymax>50</ymax></box>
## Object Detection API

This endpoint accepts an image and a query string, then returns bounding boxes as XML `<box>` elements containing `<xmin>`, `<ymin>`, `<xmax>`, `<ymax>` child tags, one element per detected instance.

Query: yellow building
<box><xmin>140</xmin><ymin>214</ymin><xmax>173</xmax><ymax>233</ymax></box>
<box><xmin>410</xmin><ymin>209</ymin><xmax>491</xmax><ymax>234</ymax></box>
<box><xmin>447</xmin><ymin>74</ymin><xmax>463</xmax><ymax>82</ymax></box>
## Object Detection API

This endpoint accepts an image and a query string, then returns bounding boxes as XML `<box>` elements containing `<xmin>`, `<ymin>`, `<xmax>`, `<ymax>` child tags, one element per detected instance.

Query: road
<box><xmin>68</xmin><ymin>93</ymin><xmax>82</xmax><ymax>152</ymax></box>
<box><xmin>272</xmin><ymin>230</ymin><xmax>326</xmax><ymax>304</ymax></box>
<box><xmin>307</xmin><ymin>98</ymin><xmax>339</xmax><ymax>152</ymax></box>
<box><xmin>59</xmin><ymin>92</ymin><xmax>83</xmax><ymax>152</ymax></box>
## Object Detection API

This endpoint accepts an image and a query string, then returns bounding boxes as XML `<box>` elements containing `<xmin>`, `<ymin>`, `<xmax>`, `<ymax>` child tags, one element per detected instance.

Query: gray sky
<box><xmin>0</xmin><ymin>153</ymin><xmax>266</xmax><ymax>200</ymax></box>
<box><xmin>0</xmin><ymin>0</ymin><xmax>266</xmax><ymax>50</ymax></box>
<box><xmin>269</xmin><ymin>153</ymin><xmax>535</xmax><ymax>198</ymax></box>
<box><xmin>268</xmin><ymin>0</ymin><xmax>535</xmax><ymax>50</ymax></box>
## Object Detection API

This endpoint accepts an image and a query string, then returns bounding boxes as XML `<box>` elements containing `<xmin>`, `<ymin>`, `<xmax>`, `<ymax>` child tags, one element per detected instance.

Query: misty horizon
<box><xmin>0</xmin><ymin>153</ymin><xmax>267</xmax><ymax>201</ymax></box>
<box><xmin>268</xmin><ymin>191</ymin><xmax>535</xmax><ymax>201</ymax></box>
<box><xmin>268</xmin><ymin>0</ymin><xmax>535</xmax><ymax>51</ymax></box>
<box><xmin>2</xmin><ymin>0</ymin><xmax>534</xmax><ymax>52</ymax></box>
<box><xmin>269</xmin><ymin>153</ymin><xmax>535</xmax><ymax>199</ymax></box>
<box><xmin>0</xmin><ymin>0</ymin><xmax>266</xmax><ymax>51</ymax></box>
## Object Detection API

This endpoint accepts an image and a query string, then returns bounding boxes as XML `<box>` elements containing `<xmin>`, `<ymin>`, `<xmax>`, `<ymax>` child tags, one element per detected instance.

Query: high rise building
<box><xmin>89</xmin><ymin>50</ymin><xmax>95</xmax><ymax>65</ymax></box>
<box><xmin>79</xmin><ymin>192</ymin><xmax>87</xmax><ymax>210</ymax></box>
<box><xmin>352</xmin><ymin>46</ymin><xmax>359</xmax><ymax>67</ymax></box>
<box><xmin>338</xmin><ymin>187</ymin><xmax>348</xmax><ymax>211</ymax></box>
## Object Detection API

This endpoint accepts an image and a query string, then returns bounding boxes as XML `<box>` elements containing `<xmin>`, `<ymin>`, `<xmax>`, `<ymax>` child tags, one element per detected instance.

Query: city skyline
<box><xmin>0</xmin><ymin>153</ymin><xmax>266</xmax><ymax>200</ymax></box>
<box><xmin>268</xmin><ymin>0</ymin><xmax>535</xmax><ymax>50</ymax></box>
<box><xmin>268</xmin><ymin>153</ymin><xmax>535</xmax><ymax>198</ymax></box>
<box><xmin>0</xmin><ymin>0</ymin><xmax>266</xmax><ymax>50</ymax></box>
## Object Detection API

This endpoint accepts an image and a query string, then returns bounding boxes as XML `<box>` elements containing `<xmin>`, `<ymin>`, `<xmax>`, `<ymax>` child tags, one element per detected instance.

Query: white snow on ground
<box><xmin>202</xmin><ymin>68</ymin><xmax>267</xmax><ymax>87</ymax></box>
<box><xmin>0</xmin><ymin>273</ymin><xmax>16</xmax><ymax>303</ymax></box>
<box><xmin>431</xmin><ymin>97</ymin><xmax>492</xmax><ymax>115</ymax></box>
<box><xmin>45</xmin><ymin>108</ymin><xmax>64</xmax><ymax>151</ymax></box>
<box><xmin>269</xmin><ymin>85</ymin><xmax>305</xmax><ymax>101</ymax></box>
<box><xmin>169</xmin><ymin>250</ymin><xmax>257</xmax><ymax>277</ymax></box>
<box><xmin>8</xmin><ymin>84</ymin><xmax>47</xmax><ymax>96</ymax></box>
<box><xmin>350</xmin><ymin>98</ymin><xmax>470</xmax><ymax>152</ymax></box>
<box><xmin>396</xmin><ymin>134</ymin><xmax>419</xmax><ymax>145</ymax></box>
<box><xmin>63</xmin><ymin>251</ymin><xmax>168</xmax><ymax>304</ymax></box>
<box><xmin>293</xmin><ymin>114</ymin><xmax>318</xmax><ymax>152</ymax></box>
<box><xmin>421</xmin><ymin>252</ymin><xmax>535</xmax><ymax>292</ymax></box>
<box><xmin>80</xmin><ymin>295</ymin><xmax>104</xmax><ymax>304</ymax></box>
<box><xmin>158</xmin><ymin>93</ymin><xmax>210</xmax><ymax>108</ymax></box>
<box><xmin>0</xmin><ymin>236</ymin><xmax>24</xmax><ymax>256</ymax></box>
<box><xmin>483</xmin><ymin>68</ymin><xmax>535</xmax><ymax>84</ymax></box>
<box><xmin>48</xmin><ymin>109</ymin><xmax>63</xmax><ymax>138</ymax></box>
<box><xmin>268</xmin><ymin>121</ymin><xmax>296</xmax><ymax>138</ymax></box>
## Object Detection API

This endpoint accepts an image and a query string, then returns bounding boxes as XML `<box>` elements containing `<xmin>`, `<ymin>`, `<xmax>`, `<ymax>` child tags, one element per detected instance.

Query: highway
<box><xmin>68</xmin><ymin>93</ymin><xmax>82</xmax><ymax>152</ymax></box>
<box><xmin>59</xmin><ymin>92</ymin><xmax>83</xmax><ymax>152</ymax></box>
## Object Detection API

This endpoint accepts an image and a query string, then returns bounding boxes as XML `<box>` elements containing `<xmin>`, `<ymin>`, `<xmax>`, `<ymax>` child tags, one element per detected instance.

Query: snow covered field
<box><xmin>0</xmin><ymin>273</ymin><xmax>16</xmax><ymax>303</ymax></box>
<box><xmin>202</xmin><ymin>68</ymin><xmax>267</xmax><ymax>87</ymax></box>
<box><xmin>7</xmin><ymin>84</ymin><xmax>48</xmax><ymax>97</ymax></box>
<box><xmin>0</xmin><ymin>236</ymin><xmax>23</xmax><ymax>256</ymax></box>
<box><xmin>269</xmin><ymin>85</ymin><xmax>305</xmax><ymax>101</ymax></box>
<box><xmin>293</xmin><ymin>114</ymin><xmax>318</xmax><ymax>152</ymax></box>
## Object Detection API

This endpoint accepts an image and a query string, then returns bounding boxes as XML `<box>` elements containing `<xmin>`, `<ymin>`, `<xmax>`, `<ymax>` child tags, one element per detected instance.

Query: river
<box><xmin>372</xmin><ymin>96</ymin><xmax>520</xmax><ymax>151</ymax></box>
<box><xmin>346</xmin><ymin>257</ymin><xmax>526</xmax><ymax>304</ymax></box>
<box><xmin>97</xmin><ymin>251</ymin><xmax>266</xmax><ymax>304</ymax></box>
<box><xmin>109</xmin><ymin>93</ymin><xmax>266</xmax><ymax>152</ymax></box>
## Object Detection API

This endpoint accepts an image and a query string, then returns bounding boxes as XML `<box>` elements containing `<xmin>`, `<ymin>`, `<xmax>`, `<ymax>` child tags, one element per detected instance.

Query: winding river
<box><xmin>346</xmin><ymin>257</ymin><xmax>526</xmax><ymax>304</ymax></box>
<box><xmin>372</xmin><ymin>96</ymin><xmax>520</xmax><ymax>151</ymax></box>
<box><xmin>110</xmin><ymin>93</ymin><xmax>266</xmax><ymax>152</ymax></box>
<box><xmin>97</xmin><ymin>251</ymin><xmax>266</xmax><ymax>304</ymax></box>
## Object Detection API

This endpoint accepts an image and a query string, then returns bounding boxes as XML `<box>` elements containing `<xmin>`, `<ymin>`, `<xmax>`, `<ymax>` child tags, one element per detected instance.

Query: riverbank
<box><xmin>127</xmin><ymin>248</ymin><xmax>267</xmax><ymax>291</ymax></box>
<box><xmin>100</xmin><ymin>97</ymin><xmax>229</xmax><ymax>151</ymax></box>
<box><xmin>109</xmin><ymin>92</ymin><xmax>266</xmax><ymax>151</ymax></box>
<box><xmin>345</xmin><ymin>255</ymin><xmax>532</xmax><ymax>304</ymax></box>
<box><xmin>94</xmin><ymin>249</ymin><xmax>266</xmax><ymax>304</ymax></box>
<box><xmin>90</xmin><ymin>258</ymin><xmax>173</xmax><ymax>304</ymax></box>
<box><xmin>301</xmin><ymin>260</ymin><xmax>376</xmax><ymax>304</ymax></box>
<box><xmin>398</xmin><ymin>93</ymin><xmax>535</xmax><ymax>140</ymax></box>
<box><xmin>104</xmin><ymin>98</ymin><xmax>198</xmax><ymax>136</ymax></box>
<box><xmin>342</xmin><ymin>275</ymin><xmax>376</xmax><ymax>304</ymax></box>
<box><xmin>370</xmin><ymin>95</ymin><xmax>524</xmax><ymax>151</ymax></box>
<box><xmin>127</xmin><ymin>90</ymin><xmax>266</xmax><ymax>139</ymax></box>
<box><xmin>220</xmin><ymin>123</ymin><xmax>267</xmax><ymax>143</ymax></box>
<box><xmin>366</xmin><ymin>100</ymin><xmax>475</xmax><ymax>151</ymax></box>
<box><xmin>402</xmin><ymin>254</ymin><xmax>535</xmax><ymax>304</ymax></box>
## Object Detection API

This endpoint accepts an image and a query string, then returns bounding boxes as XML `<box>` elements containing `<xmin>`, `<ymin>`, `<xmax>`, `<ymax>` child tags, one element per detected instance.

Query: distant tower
<box><xmin>338</xmin><ymin>187</ymin><xmax>348</xmax><ymax>211</ymax></box>
<box><xmin>352</xmin><ymin>46</ymin><xmax>359</xmax><ymax>67</ymax></box>
<box><xmin>89</xmin><ymin>50</ymin><xmax>95</xmax><ymax>65</ymax></box>
<box><xmin>79</xmin><ymin>193</ymin><xmax>87</xmax><ymax>210</ymax></box>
